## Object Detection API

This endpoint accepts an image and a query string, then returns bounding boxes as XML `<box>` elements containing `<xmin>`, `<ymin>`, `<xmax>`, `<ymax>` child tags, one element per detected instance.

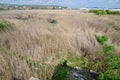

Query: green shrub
<box><xmin>105</xmin><ymin>10</ymin><xmax>110</xmax><ymax>14</ymax></box>
<box><xmin>95</xmin><ymin>35</ymin><xmax>120</xmax><ymax>80</ymax></box>
<box><xmin>54</xmin><ymin>67</ymin><xmax>67</xmax><ymax>80</ymax></box>
<box><xmin>89</xmin><ymin>10</ymin><xmax>105</xmax><ymax>15</ymax></box>
<box><xmin>89</xmin><ymin>10</ymin><xmax>120</xmax><ymax>15</ymax></box>
<box><xmin>0</xmin><ymin>19</ymin><xmax>14</xmax><ymax>31</ymax></box>
<box><xmin>95</xmin><ymin>35</ymin><xmax>108</xmax><ymax>45</ymax></box>
<box><xmin>53</xmin><ymin>60</ymin><xmax>69</xmax><ymax>80</ymax></box>
<box><xmin>0</xmin><ymin>8</ymin><xmax>4</xmax><ymax>10</ymax></box>
<box><xmin>47</xmin><ymin>18</ymin><xmax>57</xmax><ymax>24</ymax></box>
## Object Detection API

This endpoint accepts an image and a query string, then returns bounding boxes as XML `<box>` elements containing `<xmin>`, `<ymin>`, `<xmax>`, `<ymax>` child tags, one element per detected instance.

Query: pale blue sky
<box><xmin>0</xmin><ymin>0</ymin><xmax>120</xmax><ymax>8</ymax></box>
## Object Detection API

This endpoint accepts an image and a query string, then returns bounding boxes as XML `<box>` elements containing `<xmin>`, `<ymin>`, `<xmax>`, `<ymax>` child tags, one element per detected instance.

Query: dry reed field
<box><xmin>0</xmin><ymin>10</ymin><xmax>120</xmax><ymax>80</ymax></box>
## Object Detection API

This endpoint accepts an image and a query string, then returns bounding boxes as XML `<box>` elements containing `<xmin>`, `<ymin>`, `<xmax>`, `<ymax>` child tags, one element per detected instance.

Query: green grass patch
<box><xmin>0</xmin><ymin>19</ymin><xmax>14</xmax><ymax>31</ymax></box>
<box><xmin>67</xmin><ymin>57</ymin><xmax>85</xmax><ymax>67</ymax></box>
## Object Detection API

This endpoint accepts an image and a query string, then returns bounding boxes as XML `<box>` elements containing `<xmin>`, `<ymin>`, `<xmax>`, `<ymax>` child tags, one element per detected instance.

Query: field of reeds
<box><xmin>0</xmin><ymin>10</ymin><xmax>120</xmax><ymax>80</ymax></box>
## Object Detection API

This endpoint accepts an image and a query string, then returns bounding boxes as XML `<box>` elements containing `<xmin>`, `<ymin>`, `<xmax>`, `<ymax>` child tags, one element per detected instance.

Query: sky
<box><xmin>0</xmin><ymin>0</ymin><xmax>120</xmax><ymax>8</ymax></box>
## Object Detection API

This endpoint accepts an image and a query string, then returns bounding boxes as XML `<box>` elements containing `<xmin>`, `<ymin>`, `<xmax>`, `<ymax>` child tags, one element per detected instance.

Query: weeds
<box><xmin>67</xmin><ymin>57</ymin><xmax>85</xmax><ymax>68</ymax></box>
<box><xmin>94</xmin><ymin>35</ymin><xmax>120</xmax><ymax>80</ymax></box>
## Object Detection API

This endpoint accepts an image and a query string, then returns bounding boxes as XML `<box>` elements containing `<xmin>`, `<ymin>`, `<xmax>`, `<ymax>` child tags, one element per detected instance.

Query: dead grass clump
<box><xmin>0</xmin><ymin>54</ymin><xmax>12</xmax><ymax>80</ymax></box>
<box><xmin>47</xmin><ymin>18</ymin><xmax>57</xmax><ymax>24</ymax></box>
<box><xmin>16</xmin><ymin>14</ymin><xmax>32</xmax><ymax>20</ymax></box>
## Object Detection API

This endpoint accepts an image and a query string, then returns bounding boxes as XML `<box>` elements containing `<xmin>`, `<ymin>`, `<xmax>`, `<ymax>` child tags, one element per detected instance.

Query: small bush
<box><xmin>0</xmin><ymin>19</ymin><xmax>14</xmax><ymax>31</ymax></box>
<box><xmin>54</xmin><ymin>67</ymin><xmax>67</xmax><ymax>80</ymax></box>
<box><xmin>47</xmin><ymin>18</ymin><xmax>57</xmax><ymax>24</ymax></box>
<box><xmin>95</xmin><ymin>35</ymin><xmax>108</xmax><ymax>45</ymax></box>
<box><xmin>0</xmin><ymin>8</ymin><xmax>4</xmax><ymax>10</ymax></box>
<box><xmin>53</xmin><ymin>60</ymin><xmax>69</xmax><ymax>80</ymax></box>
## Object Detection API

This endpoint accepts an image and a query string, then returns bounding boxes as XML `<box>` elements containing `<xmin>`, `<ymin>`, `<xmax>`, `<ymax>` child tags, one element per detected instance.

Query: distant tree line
<box><xmin>0</xmin><ymin>3</ymin><xmax>67</xmax><ymax>10</ymax></box>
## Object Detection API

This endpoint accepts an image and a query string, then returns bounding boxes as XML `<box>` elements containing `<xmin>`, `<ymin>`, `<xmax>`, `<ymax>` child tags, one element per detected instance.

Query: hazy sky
<box><xmin>0</xmin><ymin>0</ymin><xmax>120</xmax><ymax>8</ymax></box>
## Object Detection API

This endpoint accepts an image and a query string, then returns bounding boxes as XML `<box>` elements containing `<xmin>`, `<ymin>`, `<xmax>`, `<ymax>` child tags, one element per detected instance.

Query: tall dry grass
<box><xmin>0</xmin><ymin>10</ymin><xmax>120</xmax><ymax>80</ymax></box>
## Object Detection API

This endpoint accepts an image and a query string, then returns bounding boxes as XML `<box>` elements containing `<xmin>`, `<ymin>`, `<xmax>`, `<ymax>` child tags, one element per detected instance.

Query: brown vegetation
<box><xmin>0</xmin><ymin>10</ymin><xmax>120</xmax><ymax>80</ymax></box>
